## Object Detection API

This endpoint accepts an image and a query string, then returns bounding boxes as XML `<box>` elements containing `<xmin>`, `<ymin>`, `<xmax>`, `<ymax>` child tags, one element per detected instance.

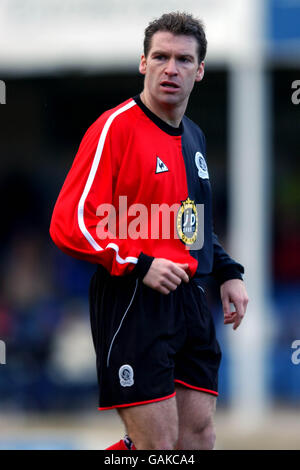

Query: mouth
<box><xmin>160</xmin><ymin>81</ymin><xmax>180</xmax><ymax>92</ymax></box>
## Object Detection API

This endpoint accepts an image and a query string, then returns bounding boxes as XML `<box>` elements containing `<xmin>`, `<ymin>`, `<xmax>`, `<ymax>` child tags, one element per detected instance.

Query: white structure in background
<box><xmin>227</xmin><ymin>0</ymin><xmax>271</xmax><ymax>428</ymax></box>
<box><xmin>0</xmin><ymin>0</ymin><xmax>270</xmax><ymax>425</ymax></box>
<box><xmin>0</xmin><ymin>0</ymin><xmax>261</xmax><ymax>72</ymax></box>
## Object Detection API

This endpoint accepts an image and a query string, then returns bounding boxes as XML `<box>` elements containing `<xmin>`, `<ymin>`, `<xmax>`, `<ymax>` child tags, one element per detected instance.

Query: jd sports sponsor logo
<box><xmin>176</xmin><ymin>197</ymin><xmax>198</xmax><ymax>245</ymax></box>
<box><xmin>155</xmin><ymin>156</ymin><xmax>169</xmax><ymax>174</ymax></box>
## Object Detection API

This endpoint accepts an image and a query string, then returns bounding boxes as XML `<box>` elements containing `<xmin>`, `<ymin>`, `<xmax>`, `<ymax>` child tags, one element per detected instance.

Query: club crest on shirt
<box><xmin>176</xmin><ymin>197</ymin><xmax>198</xmax><ymax>245</ymax></box>
<box><xmin>195</xmin><ymin>152</ymin><xmax>209</xmax><ymax>179</ymax></box>
<box><xmin>119</xmin><ymin>364</ymin><xmax>134</xmax><ymax>387</ymax></box>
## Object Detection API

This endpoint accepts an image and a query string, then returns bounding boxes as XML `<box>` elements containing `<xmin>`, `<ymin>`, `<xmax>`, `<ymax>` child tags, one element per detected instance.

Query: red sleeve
<box><xmin>50</xmin><ymin>101</ymin><xmax>145</xmax><ymax>276</ymax></box>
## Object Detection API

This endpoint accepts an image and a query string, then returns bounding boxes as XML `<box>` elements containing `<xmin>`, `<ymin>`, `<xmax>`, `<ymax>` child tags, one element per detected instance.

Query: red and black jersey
<box><xmin>50</xmin><ymin>95</ymin><xmax>244</xmax><ymax>283</ymax></box>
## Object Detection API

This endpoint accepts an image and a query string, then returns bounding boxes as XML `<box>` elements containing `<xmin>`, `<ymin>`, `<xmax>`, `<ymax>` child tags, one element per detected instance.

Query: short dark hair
<box><xmin>144</xmin><ymin>11</ymin><xmax>207</xmax><ymax>64</ymax></box>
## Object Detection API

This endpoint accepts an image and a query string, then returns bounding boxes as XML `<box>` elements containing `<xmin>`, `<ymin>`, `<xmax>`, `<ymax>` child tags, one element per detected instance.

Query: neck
<box><xmin>140</xmin><ymin>90</ymin><xmax>186</xmax><ymax>128</ymax></box>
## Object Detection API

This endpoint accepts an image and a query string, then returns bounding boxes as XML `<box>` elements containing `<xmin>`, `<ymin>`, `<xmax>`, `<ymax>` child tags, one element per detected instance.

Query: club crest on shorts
<box><xmin>119</xmin><ymin>364</ymin><xmax>134</xmax><ymax>387</ymax></box>
<box><xmin>195</xmin><ymin>152</ymin><xmax>209</xmax><ymax>179</ymax></box>
<box><xmin>176</xmin><ymin>197</ymin><xmax>198</xmax><ymax>245</ymax></box>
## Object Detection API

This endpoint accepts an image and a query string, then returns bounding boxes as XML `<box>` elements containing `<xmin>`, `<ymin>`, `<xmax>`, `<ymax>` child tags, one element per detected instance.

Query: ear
<box><xmin>195</xmin><ymin>61</ymin><xmax>205</xmax><ymax>82</ymax></box>
<box><xmin>139</xmin><ymin>54</ymin><xmax>147</xmax><ymax>75</ymax></box>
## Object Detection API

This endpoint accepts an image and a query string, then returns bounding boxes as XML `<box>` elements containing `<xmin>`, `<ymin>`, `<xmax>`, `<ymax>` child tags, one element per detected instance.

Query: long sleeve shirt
<box><xmin>50</xmin><ymin>94</ymin><xmax>244</xmax><ymax>284</ymax></box>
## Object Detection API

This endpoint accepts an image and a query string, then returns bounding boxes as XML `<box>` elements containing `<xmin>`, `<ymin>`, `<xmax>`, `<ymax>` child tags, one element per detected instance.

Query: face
<box><xmin>139</xmin><ymin>31</ymin><xmax>204</xmax><ymax>109</ymax></box>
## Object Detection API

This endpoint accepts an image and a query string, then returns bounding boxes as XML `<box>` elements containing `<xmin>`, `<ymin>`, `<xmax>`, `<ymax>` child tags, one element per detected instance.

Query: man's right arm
<box><xmin>50</xmin><ymin>113</ymin><xmax>151</xmax><ymax>278</ymax></box>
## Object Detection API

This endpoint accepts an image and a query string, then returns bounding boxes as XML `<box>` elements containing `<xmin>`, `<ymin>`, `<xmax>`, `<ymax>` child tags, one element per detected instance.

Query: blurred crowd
<box><xmin>0</xmin><ymin>228</ymin><xmax>97</xmax><ymax>411</ymax></box>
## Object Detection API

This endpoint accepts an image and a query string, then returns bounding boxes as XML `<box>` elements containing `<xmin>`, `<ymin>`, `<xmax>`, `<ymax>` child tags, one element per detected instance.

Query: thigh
<box><xmin>118</xmin><ymin>396</ymin><xmax>178</xmax><ymax>450</ymax></box>
<box><xmin>176</xmin><ymin>384</ymin><xmax>217</xmax><ymax>432</ymax></box>
<box><xmin>175</xmin><ymin>282</ymin><xmax>222</xmax><ymax>395</ymax></box>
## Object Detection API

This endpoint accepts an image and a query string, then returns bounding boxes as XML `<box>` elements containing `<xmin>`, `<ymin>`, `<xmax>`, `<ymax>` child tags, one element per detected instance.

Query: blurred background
<box><xmin>0</xmin><ymin>0</ymin><xmax>299</xmax><ymax>450</ymax></box>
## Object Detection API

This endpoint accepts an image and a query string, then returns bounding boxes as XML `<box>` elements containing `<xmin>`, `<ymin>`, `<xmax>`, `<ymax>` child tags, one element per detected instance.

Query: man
<box><xmin>50</xmin><ymin>12</ymin><xmax>249</xmax><ymax>450</ymax></box>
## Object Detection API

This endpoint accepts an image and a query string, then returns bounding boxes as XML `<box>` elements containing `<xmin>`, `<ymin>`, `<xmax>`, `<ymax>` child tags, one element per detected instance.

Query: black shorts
<box><xmin>89</xmin><ymin>266</ymin><xmax>222</xmax><ymax>410</ymax></box>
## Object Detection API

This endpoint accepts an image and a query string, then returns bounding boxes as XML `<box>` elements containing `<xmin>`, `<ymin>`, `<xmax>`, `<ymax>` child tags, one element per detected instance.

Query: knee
<box><xmin>178</xmin><ymin>422</ymin><xmax>216</xmax><ymax>450</ymax></box>
<box><xmin>198</xmin><ymin>423</ymin><xmax>216</xmax><ymax>450</ymax></box>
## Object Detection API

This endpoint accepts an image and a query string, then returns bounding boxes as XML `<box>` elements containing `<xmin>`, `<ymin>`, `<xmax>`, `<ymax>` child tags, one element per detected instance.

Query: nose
<box><xmin>164</xmin><ymin>58</ymin><xmax>178</xmax><ymax>76</ymax></box>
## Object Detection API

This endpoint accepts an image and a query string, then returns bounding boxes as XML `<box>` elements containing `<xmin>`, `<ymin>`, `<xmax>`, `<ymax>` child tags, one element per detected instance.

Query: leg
<box><xmin>118</xmin><ymin>396</ymin><xmax>178</xmax><ymax>450</ymax></box>
<box><xmin>176</xmin><ymin>384</ymin><xmax>217</xmax><ymax>450</ymax></box>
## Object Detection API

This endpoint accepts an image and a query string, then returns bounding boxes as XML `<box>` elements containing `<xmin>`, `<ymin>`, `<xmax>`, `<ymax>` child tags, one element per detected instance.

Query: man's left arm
<box><xmin>212</xmin><ymin>233</ymin><xmax>249</xmax><ymax>330</ymax></box>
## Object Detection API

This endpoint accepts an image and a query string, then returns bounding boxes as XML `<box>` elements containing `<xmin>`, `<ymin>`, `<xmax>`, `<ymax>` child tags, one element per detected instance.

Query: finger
<box><xmin>161</xmin><ymin>279</ymin><xmax>178</xmax><ymax>292</ymax></box>
<box><xmin>224</xmin><ymin>311</ymin><xmax>235</xmax><ymax>318</ymax></box>
<box><xmin>224</xmin><ymin>313</ymin><xmax>235</xmax><ymax>324</ymax></box>
<box><xmin>228</xmin><ymin>313</ymin><xmax>243</xmax><ymax>330</ymax></box>
<box><xmin>233</xmin><ymin>317</ymin><xmax>243</xmax><ymax>330</ymax></box>
<box><xmin>173</xmin><ymin>264</ymin><xmax>190</xmax><ymax>282</ymax></box>
<box><xmin>176</xmin><ymin>263</ymin><xmax>189</xmax><ymax>270</ymax></box>
<box><xmin>222</xmin><ymin>297</ymin><xmax>231</xmax><ymax>318</ymax></box>
<box><xmin>233</xmin><ymin>312</ymin><xmax>245</xmax><ymax>330</ymax></box>
<box><xmin>165</xmin><ymin>271</ymin><xmax>183</xmax><ymax>286</ymax></box>
<box><xmin>157</xmin><ymin>284</ymin><xmax>171</xmax><ymax>295</ymax></box>
<box><xmin>232</xmin><ymin>301</ymin><xmax>245</xmax><ymax>330</ymax></box>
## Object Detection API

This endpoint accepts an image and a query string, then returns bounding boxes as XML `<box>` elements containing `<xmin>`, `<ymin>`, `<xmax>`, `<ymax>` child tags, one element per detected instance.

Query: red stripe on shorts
<box><xmin>98</xmin><ymin>391</ymin><xmax>176</xmax><ymax>410</ymax></box>
<box><xmin>174</xmin><ymin>379</ymin><xmax>218</xmax><ymax>396</ymax></box>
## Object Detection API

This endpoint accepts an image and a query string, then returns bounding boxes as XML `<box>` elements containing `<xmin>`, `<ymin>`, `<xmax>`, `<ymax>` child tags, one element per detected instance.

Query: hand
<box><xmin>142</xmin><ymin>258</ymin><xmax>190</xmax><ymax>294</ymax></box>
<box><xmin>220</xmin><ymin>279</ymin><xmax>249</xmax><ymax>330</ymax></box>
